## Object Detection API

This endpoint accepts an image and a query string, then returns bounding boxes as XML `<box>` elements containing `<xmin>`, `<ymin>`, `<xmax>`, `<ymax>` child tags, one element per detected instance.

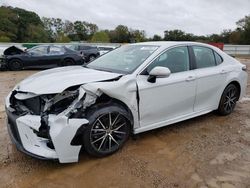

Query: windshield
<box><xmin>86</xmin><ymin>45</ymin><xmax>159</xmax><ymax>74</ymax></box>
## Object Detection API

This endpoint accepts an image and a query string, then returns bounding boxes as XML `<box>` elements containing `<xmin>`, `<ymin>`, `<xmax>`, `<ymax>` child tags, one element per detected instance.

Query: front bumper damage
<box><xmin>5</xmin><ymin>86</ymin><xmax>98</xmax><ymax>163</ymax></box>
<box><xmin>0</xmin><ymin>56</ymin><xmax>7</xmax><ymax>70</ymax></box>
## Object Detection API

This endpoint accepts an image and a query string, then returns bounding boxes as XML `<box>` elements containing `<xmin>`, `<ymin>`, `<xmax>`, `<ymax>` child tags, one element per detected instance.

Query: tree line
<box><xmin>0</xmin><ymin>6</ymin><xmax>250</xmax><ymax>44</ymax></box>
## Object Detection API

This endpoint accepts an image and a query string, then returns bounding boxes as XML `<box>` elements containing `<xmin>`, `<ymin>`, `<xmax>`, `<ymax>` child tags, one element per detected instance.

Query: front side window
<box><xmin>193</xmin><ymin>46</ymin><xmax>216</xmax><ymax>68</ymax></box>
<box><xmin>28</xmin><ymin>46</ymin><xmax>48</xmax><ymax>56</ymax></box>
<box><xmin>87</xmin><ymin>45</ymin><xmax>159</xmax><ymax>74</ymax></box>
<box><xmin>146</xmin><ymin>46</ymin><xmax>190</xmax><ymax>74</ymax></box>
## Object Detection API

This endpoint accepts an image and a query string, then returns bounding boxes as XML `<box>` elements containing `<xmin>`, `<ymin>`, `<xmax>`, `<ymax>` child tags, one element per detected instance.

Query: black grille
<box><xmin>23</xmin><ymin>97</ymin><xmax>41</xmax><ymax>115</ymax></box>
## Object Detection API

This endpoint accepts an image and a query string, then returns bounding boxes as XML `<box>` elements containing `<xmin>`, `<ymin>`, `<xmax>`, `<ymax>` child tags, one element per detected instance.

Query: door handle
<box><xmin>186</xmin><ymin>76</ymin><xmax>196</xmax><ymax>81</ymax></box>
<box><xmin>220</xmin><ymin>69</ymin><xmax>227</xmax><ymax>74</ymax></box>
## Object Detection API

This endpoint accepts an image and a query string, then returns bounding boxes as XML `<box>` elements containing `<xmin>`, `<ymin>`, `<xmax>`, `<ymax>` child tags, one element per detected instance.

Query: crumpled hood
<box><xmin>4</xmin><ymin>46</ymin><xmax>25</xmax><ymax>55</ymax></box>
<box><xmin>16</xmin><ymin>66</ymin><xmax>122</xmax><ymax>94</ymax></box>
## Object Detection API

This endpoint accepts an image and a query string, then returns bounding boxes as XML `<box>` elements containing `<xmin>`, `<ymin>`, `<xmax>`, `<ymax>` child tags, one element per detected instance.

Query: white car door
<box><xmin>136</xmin><ymin>46</ymin><xmax>197</xmax><ymax>129</ymax></box>
<box><xmin>191</xmin><ymin>46</ymin><xmax>227</xmax><ymax>112</ymax></box>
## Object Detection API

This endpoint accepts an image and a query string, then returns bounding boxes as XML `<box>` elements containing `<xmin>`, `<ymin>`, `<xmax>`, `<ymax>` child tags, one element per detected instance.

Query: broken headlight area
<box><xmin>8</xmin><ymin>86</ymin><xmax>100</xmax><ymax>139</ymax></box>
<box><xmin>6</xmin><ymin>86</ymin><xmax>98</xmax><ymax>162</ymax></box>
<box><xmin>9</xmin><ymin>89</ymin><xmax>81</xmax><ymax>136</ymax></box>
<box><xmin>9</xmin><ymin>89</ymin><xmax>79</xmax><ymax>115</ymax></box>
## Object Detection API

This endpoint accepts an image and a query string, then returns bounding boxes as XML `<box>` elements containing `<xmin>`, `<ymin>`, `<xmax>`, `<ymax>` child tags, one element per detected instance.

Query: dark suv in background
<box><xmin>69</xmin><ymin>44</ymin><xmax>100</xmax><ymax>62</ymax></box>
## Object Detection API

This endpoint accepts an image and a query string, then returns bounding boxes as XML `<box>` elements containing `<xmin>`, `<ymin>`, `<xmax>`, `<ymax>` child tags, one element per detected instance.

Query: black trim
<box><xmin>213</xmin><ymin>50</ymin><xmax>224</xmax><ymax>65</ymax></box>
<box><xmin>188</xmin><ymin>46</ymin><xmax>196</xmax><ymax>70</ymax></box>
<box><xmin>189</xmin><ymin>45</ymin><xmax>222</xmax><ymax>69</ymax></box>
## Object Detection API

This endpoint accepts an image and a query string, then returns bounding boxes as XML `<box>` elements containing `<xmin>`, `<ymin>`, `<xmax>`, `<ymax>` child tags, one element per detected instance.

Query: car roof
<box><xmin>131</xmin><ymin>41</ymin><xmax>215</xmax><ymax>48</ymax></box>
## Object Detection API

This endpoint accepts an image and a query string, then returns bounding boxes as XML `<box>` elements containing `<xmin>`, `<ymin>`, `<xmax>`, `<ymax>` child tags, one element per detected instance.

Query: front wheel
<box><xmin>9</xmin><ymin>59</ymin><xmax>23</xmax><ymax>71</ymax></box>
<box><xmin>217</xmin><ymin>84</ymin><xmax>239</xmax><ymax>115</ymax></box>
<box><xmin>83</xmin><ymin>103</ymin><xmax>131</xmax><ymax>157</ymax></box>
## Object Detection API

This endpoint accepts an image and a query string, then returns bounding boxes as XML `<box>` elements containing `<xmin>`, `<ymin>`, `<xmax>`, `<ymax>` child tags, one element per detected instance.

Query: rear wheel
<box><xmin>88</xmin><ymin>55</ymin><xmax>96</xmax><ymax>62</ymax></box>
<box><xmin>83</xmin><ymin>103</ymin><xmax>131</xmax><ymax>157</ymax></box>
<box><xmin>217</xmin><ymin>84</ymin><xmax>239</xmax><ymax>115</ymax></box>
<box><xmin>62</xmin><ymin>58</ymin><xmax>75</xmax><ymax>66</ymax></box>
<box><xmin>9</xmin><ymin>59</ymin><xmax>23</xmax><ymax>71</ymax></box>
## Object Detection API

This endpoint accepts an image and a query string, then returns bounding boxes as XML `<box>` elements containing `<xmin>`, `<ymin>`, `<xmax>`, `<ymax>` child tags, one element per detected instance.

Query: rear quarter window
<box><xmin>214</xmin><ymin>51</ymin><xmax>223</xmax><ymax>65</ymax></box>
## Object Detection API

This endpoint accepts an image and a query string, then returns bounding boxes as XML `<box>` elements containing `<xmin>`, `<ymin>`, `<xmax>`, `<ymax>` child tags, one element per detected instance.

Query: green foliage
<box><xmin>55</xmin><ymin>33</ymin><xmax>71</xmax><ymax>43</ymax></box>
<box><xmin>0</xmin><ymin>36</ymin><xmax>11</xmax><ymax>42</ymax></box>
<box><xmin>91</xmin><ymin>31</ymin><xmax>110</xmax><ymax>42</ymax></box>
<box><xmin>1</xmin><ymin>6</ymin><xmax>250</xmax><ymax>44</ymax></box>
<box><xmin>151</xmin><ymin>35</ymin><xmax>162</xmax><ymax>41</ymax></box>
<box><xmin>130</xmin><ymin>29</ymin><xmax>146</xmax><ymax>43</ymax></box>
<box><xmin>164</xmin><ymin>30</ymin><xmax>187</xmax><ymax>41</ymax></box>
<box><xmin>110</xmin><ymin>25</ymin><xmax>130</xmax><ymax>43</ymax></box>
<box><xmin>0</xmin><ymin>6</ymin><xmax>49</xmax><ymax>42</ymax></box>
<box><xmin>236</xmin><ymin>15</ymin><xmax>250</xmax><ymax>44</ymax></box>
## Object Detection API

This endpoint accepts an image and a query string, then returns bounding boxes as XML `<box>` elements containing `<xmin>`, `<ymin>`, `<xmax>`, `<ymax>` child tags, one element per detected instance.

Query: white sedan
<box><xmin>5</xmin><ymin>42</ymin><xmax>248</xmax><ymax>163</ymax></box>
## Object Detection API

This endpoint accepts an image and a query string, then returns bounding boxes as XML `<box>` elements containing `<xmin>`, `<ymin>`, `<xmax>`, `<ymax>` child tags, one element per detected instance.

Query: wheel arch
<box><xmin>95</xmin><ymin>94</ymin><xmax>134</xmax><ymax>127</ymax></box>
<box><xmin>89</xmin><ymin>54</ymin><xmax>96</xmax><ymax>57</ymax></box>
<box><xmin>63</xmin><ymin>57</ymin><xmax>75</xmax><ymax>62</ymax></box>
<box><xmin>226</xmin><ymin>80</ymin><xmax>241</xmax><ymax>100</ymax></box>
<box><xmin>60</xmin><ymin>57</ymin><xmax>75</xmax><ymax>66</ymax></box>
<box><xmin>8</xmin><ymin>57</ymin><xmax>23</xmax><ymax>63</ymax></box>
<box><xmin>70</xmin><ymin>94</ymin><xmax>134</xmax><ymax>146</ymax></box>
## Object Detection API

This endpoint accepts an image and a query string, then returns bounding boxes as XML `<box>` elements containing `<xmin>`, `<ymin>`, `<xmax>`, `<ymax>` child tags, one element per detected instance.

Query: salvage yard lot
<box><xmin>0</xmin><ymin>59</ymin><xmax>250</xmax><ymax>188</ymax></box>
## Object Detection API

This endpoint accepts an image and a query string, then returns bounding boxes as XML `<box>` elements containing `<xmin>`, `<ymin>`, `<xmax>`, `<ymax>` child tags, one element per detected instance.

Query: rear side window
<box><xmin>49</xmin><ymin>46</ymin><xmax>64</xmax><ymax>55</ymax></box>
<box><xmin>193</xmin><ymin>46</ymin><xmax>216</xmax><ymax>68</ymax></box>
<box><xmin>214</xmin><ymin>51</ymin><xmax>223</xmax><ymax>65</ymax></box>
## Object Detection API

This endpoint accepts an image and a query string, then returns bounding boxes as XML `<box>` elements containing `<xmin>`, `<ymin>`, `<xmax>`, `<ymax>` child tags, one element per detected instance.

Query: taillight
<box><xmin>242</xmin><ymin>65</ymin><xmax>247</xmax><ymax>72</ymax></box>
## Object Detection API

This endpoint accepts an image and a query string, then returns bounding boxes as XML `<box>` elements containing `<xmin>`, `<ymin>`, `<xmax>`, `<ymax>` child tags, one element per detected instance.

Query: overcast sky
<box><xmin>1</xmin><ymin>0</ymin><xmax>250</xmax><ymax>37</ymax></box>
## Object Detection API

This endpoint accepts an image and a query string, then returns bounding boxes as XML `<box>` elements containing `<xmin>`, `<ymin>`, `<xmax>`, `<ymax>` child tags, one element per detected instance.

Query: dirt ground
<box><xmin>0</xmin><ymin>59</ymin><xmax>250</xmax><ymax>188</ymax></box>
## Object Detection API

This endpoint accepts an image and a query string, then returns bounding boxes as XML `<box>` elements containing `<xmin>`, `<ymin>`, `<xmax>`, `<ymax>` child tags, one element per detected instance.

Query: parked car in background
<box><xmin>0</xmin><ymin>45</ymin><xmax>84</xmax><ymax>70</ymax></box>
<box><xmin>5</xmin><ymin>42</ymin><xmax>247</xmax><ymax>163</ymax></box>
<box><xmin>68</xmin><ymin>44</ymin><xmax>100</xmax><ymax>62</ymax></box>
<box><xmin>98</xmin><ymin>46</ymin><xmax>117</xmax><ymax>55</ymax></box>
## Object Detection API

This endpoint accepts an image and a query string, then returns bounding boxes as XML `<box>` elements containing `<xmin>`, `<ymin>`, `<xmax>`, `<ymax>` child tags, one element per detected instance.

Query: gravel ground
<box><xmin>0</xmin><ymin>59</ymin><xmax>250</xmax><ymax>188</ymax></box>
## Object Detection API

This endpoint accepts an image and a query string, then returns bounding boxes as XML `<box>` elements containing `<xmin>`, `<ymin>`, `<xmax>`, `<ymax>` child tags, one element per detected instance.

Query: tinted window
<box><xmin>214</xmin><ymin>51</ymin><xmax>223</xmax><ymax>64</ymax></box>
<box><xmin>80</xmin><ymin>46</ymin><xmax>91</xmax><ymax>50</ymax></box>
<box><xmin>193</xmin><ymin>46</ymin><xmax>216</xmax><ymax>68</ymax></box>
<box><xmin>28</xmin><ymin>46</ymin><xmax>48</xmax><ymax>55</ymax></box>
<box><xmin>147</xmin><ymin>46</ymin><xmax>189</xmax><ymax>73</ymax></box>
<box><xmin>49</xmin><ymin>46</ymin><xmax>64</xmax><ymax>55</ymax></box>
<box><xmin>99</xmin><ymin>47</ymin><xmax>113</xmax><ymax>51</ymax></box>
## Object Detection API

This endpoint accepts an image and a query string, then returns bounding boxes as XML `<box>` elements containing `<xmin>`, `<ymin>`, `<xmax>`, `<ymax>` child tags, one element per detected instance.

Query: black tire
<box><xmin>8</xmin><ymin>59</ymin><xmax>23</xmax><ymax>71</ymax></box>
<box><xmin>83</xmin><ymin>103</ymin><xmax>131</xmax><ymax>157</ymax></box>
<box><xmin>62</xmin><ymin>58</ymin><xmax>75</xmax><ymax>66</ymax></box>
<box><xmin>88</xmin><ymin>55</ymin><xmax>96</xmax><ymax>62</ymax></box>
<box><xmin>217</xmin><ymin>84</ymin><xmax>239</xmax><ymax>116</ymax></box>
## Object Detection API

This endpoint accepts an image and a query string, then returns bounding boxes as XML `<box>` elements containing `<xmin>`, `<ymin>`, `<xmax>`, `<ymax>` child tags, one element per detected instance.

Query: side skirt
<box><xmin>133</xmin><ymin>108</ymin><xmax>214</xmax><ymax>134</ymax></box>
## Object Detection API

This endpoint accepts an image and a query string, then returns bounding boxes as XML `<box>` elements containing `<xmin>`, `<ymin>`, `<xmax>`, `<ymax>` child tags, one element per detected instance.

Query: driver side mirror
<box><xmin>147</xmin><ymin>66</ymin><xmax>171</xmax><ymax>83</ymax></box>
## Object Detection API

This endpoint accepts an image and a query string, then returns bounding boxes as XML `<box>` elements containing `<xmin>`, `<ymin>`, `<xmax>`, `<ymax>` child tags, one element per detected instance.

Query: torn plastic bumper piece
<box><xmin>7</xmin><ymin>108</ymin><xmax>89</xmax><ymax>163</ymax></box>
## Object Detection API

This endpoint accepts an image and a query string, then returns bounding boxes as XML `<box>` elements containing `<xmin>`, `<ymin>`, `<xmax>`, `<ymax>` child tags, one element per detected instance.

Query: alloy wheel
<box><xmin>223</xmin><ymin>87</ymin><xmax>237</xmax><ymax>113</ymax></box>
<box><xmin>90</xmin><ymin>112</ymin><xmax>128</xmax><ymax>153</ymax></box>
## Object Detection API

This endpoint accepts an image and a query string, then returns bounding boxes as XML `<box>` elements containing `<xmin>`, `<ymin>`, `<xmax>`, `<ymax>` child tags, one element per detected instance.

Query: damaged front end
<box><xmin>6</xmin><ymin>85</ymin><xmax>101</xmax><ymax>163</ymax></box>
